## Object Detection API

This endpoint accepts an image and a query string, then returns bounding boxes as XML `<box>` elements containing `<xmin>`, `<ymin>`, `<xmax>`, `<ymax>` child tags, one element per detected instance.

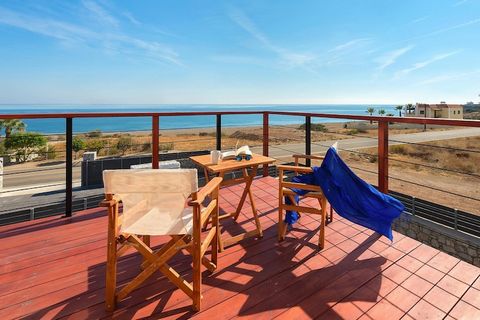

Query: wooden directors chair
<box><xmin>277</xmin><ymin>154</ymin><xmax>330</xmax><ymax>249</ymax></box>
<box><xmin>101</xmin><ymin>169</ymin><xmax>222</xmax><ymax>312</ymax></box>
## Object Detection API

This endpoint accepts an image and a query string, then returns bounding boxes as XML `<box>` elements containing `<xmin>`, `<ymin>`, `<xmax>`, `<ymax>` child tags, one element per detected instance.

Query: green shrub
<box><xmin>85</xmin><ymin>139</ymin><xmax>106</xmax><ymax>153</ymax></box>
<box><xmin>4</xmin><ymin>132</ymin><xmax>47</xmax><ymax>162</ymax></box>
<box><xmin>72</xmin><ymin>137</ymin><xmax>86</xmax><ymax>159</ymax></box>
<box><xmin>298</xmin><ymin>123</ymin><xmax>327</xmax><ymax>132</ymax></box>
<box><xmin>346</xmin><ymin>129</ymin><xmax>359</xmax><ymax>135</ymax></box>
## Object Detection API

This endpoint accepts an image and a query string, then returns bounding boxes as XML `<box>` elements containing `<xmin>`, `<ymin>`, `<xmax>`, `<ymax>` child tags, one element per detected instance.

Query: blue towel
<box><xmin>285</xmin><ymin>147</ymin><xmax>404</xmax><ymax>240</ymax></box>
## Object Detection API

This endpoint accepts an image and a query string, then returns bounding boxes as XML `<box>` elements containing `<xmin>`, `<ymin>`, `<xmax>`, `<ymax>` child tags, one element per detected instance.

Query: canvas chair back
<box><xmin>103</xmin><ymin>169</ymin><xmax>198</xmax><ymax>236</ymax></box>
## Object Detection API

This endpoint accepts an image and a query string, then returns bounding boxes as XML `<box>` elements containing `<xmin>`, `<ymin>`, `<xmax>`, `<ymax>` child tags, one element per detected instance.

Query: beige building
<box><xmin>408</xmin><ymin>103</ymin><xmax>464</xmax><ymax>119</ymax></box>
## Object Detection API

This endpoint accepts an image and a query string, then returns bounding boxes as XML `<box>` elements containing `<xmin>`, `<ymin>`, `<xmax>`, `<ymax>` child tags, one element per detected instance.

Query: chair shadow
<box><xmin>200</xmin><ymin>228</ymin><xmax>386</xmax><ymax>318</ymax></box>
<box><xmin>21</xmin><ymin>206</ymin><xmax>387</xmax><ymax>319</ymax></box>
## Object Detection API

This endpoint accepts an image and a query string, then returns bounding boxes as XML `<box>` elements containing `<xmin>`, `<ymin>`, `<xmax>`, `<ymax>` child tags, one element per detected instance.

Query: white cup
<box><xmin>210</xmin><ymin>150</ymin><xmax>222</xmax><ymax>164</ymax></box>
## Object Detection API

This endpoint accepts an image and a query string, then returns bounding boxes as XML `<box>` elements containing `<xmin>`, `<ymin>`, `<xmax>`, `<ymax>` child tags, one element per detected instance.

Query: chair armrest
<box><xmin>293</xmin><ymin>154</ymin><xmax>325</xmax><ymax>161</ymax></box>
<box><xmin>189</xmin><ymin>177</ymin><xmax>223</xmax><ymax>206</ymax></box>
<box><xmin>277</xmin><ymin>165</ymin><xmax>313</xmax><ymax>174</ymax></box>
<box><xmin>99</xmin><ymin>195</ymin><xmax>121</xmax><ymax>207</ymax></box>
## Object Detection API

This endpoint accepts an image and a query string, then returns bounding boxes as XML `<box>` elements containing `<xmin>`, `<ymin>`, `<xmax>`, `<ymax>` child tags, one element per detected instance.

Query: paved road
<box><xmin>254</xmin><ymin>127</ymin><xmax>480</xmax><ymax>159</ymax></box>
<box><xmin>2</xmin><ymin>127</ymin><xmax>480</xmax><ymax>192</ymax></box>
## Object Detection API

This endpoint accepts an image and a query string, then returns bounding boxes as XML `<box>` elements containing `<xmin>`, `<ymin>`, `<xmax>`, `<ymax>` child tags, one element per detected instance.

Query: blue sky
<box><xmin>0</xmin><ymin>0</ymin><xmax>479</xmax><ymax>105</ymax></box>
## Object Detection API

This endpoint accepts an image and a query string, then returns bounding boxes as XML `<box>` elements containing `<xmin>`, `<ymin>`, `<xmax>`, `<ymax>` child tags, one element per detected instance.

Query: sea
<box><xmin>0</xmin><ymin>105</ymin><xmax>396</xmax><ymax>134</ymax></box>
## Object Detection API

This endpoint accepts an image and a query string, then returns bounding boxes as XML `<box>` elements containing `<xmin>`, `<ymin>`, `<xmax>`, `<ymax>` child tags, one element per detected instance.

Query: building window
<box><xmin>420</xmin><ymin>110</ymin><xmax>425</xmax><ymax>115</ymax></box>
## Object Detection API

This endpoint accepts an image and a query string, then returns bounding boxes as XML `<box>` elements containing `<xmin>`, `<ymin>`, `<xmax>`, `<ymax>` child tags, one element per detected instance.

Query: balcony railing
<box><xmin>1</xmin><ymin>110</ymin><xmax>479</xmax><ymax>229</ymax></box>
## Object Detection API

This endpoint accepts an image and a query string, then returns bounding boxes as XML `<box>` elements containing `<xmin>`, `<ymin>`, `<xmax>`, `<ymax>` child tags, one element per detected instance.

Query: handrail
<box><xmin>0</xmin><ymin>111</ymin><xmax>264</xmax><ymax>119</ymax></box>
<box><xmin>0</xmin><ymin>110</ymin><xmax>479</xmax><ymax>127</ymax></box>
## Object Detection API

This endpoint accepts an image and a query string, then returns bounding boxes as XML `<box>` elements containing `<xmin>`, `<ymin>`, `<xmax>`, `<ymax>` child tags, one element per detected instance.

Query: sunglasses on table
<box><xmin>235</xmin><ymin>154</ymin><xmax>252</xmax><ymax>161</ymax></box>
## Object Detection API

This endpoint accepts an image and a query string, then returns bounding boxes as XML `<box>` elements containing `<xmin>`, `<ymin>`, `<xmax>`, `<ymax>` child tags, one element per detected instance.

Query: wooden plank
<box><xmin>282</xmin><ymin>182</ymin><xmax>322</xmax><ymax>192</ymax></box>
<box><xmin>282</xmin><ymin>204</ymin><xmax>323</xmax><ymax>215</ymax></box>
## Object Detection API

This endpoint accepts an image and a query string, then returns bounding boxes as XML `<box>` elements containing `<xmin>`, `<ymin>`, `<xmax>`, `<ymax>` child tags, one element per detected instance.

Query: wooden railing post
<box><xmin>262</xmin><ymin>112</ymin><xmax>269</xmax><ymax>177</ymax></box>
<box><xmin>65</xmin><ymin>117</ymin><xmax>73</xmax><ymax>217</ymax></box>
<box><xmin>152</xmin><ymin>116</ymin><xmax>159</xmax><ymax>169</ymax></box>
<box><xmin>305</xmin><ymin>116</ymin><xmax>311</xmax><ymax>167</ymax></box>
<box><xmin>216</xmin><ymin>114</ymin><xmax>222</xmax><ymax>150</ymax></box>
<box><xmin>378</xmin><ymin>121</ymin><xmax>389</xmax><ymax>193</ymax></box>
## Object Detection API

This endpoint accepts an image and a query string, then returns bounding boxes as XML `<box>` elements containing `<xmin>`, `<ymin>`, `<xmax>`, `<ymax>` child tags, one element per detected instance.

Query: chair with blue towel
<box><xmin>277</xmin><ymin>154</ymin><xmax>329</xmax><ymax>249</ymax></box>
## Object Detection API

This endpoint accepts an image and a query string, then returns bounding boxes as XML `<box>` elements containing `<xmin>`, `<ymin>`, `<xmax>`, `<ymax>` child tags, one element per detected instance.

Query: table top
<box><xmin>190</xmin><ymin>153</ymin><xmax>275</xmax><ymax>173</ymax></box>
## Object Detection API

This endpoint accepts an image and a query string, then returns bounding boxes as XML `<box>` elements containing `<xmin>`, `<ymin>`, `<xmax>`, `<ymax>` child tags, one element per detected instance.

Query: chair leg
<box><xmin>192</xmin><ymin>244</ymin><xmax>202</xmax><ymax>311</ymax></box>
<box><xmin>318</xmin><ymin>198</ymin><xmax>327</xmax><ymax>250</ymax></box>
<box><xmin>211</xmin><ymin>198</ymin><xmax>219</xmax><ymax>267</ymax></box>
<box><xmin>278</xmin><ymin>186</ymin><xmax>285</xmax><ymax>241</ymax></box>
<box><xmin>192</xmin><ymin>207</ymin><xmax>202</xmax><ymax>311</ymax></box>
<box><xmin>328</xmin><ymin>203</ymin><xmax>334</xmax><ymax>224</ymax></box>
<box><xmin>105</xmin><ymin>209</ymin><xmax>118</xmax><ymax>312</ymax></box>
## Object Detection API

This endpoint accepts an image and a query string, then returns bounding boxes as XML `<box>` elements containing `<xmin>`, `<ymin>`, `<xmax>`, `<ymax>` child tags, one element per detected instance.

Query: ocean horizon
<box><xmin>0</xmin><ymin>104</ymin><xmax>396</xmax><ymax>134</ymax></box>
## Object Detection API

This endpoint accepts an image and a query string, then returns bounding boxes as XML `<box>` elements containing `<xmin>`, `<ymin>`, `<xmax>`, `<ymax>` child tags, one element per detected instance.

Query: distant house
<box><xmin>408</xmin><ymin>103</ymin><xmax>463</xmax><ymax>119</ymax></box>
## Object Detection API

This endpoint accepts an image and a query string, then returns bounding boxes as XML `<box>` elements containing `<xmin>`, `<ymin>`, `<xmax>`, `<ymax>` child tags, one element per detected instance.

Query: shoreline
<box><xmin>32</xmin><ymin>119</ymin><xmax>451</xmax><ymax>137</ymax></box>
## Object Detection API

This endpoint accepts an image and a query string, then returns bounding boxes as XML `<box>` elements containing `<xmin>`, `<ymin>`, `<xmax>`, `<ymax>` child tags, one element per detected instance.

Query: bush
<box><xmin>141</xmin><ymin>142</ymin><xmax>151</xmax><ymax>152</ymax></box>
<box><xmin>85</xmin><ymin>139</ymin><xmax>106</xmax><ymax>153</ymax></box>
<box><xmin>159</xmin><ymin>142</ymin><xmax>174</xmax><ymax>152</ymax></box>
<box><xmin>346</xmin><ymin>129</ymin><xmax>359</xmax><ymax>135</ymax></box>
<box><xmin>116</xmin><ymin>136</ymin><xmax>133</xmax><ymax>155</ymax></box>
<box><xmin>40</xmin><ymin>145</ymin><xmax>57</xmax><ymax>160</ymax></box>
<box><xmin>0</xmin><ymin>141</ymin><xmax>5</xmax><ymax>156</ymax></box>
<box><xmin>298</xmin><ymin>123</ymin><xmax>327</xmax><ymax>132</ymax></box>
<box><xmin>4</xmin><ymin>132</ymin><xmax>47</xmax><ymax>162</ymax></box>
<box><xmin>389</xmin><ymin>145</ymin><xmax>408</xmax><ymax>155</ymax></box>
<box><xmin>229</xmin><ymin>131</ymin><xmax>262</xmax><ymax>141</ymax></box>
<box><xmin>72</xmin><ymin>137</ymin><xmax>86</xmax><ymax>159</ymax></box>
<box><xmin>86</xmin><ymin>129</ymin><xmax>102</xmax><ymax>138</ymax></box>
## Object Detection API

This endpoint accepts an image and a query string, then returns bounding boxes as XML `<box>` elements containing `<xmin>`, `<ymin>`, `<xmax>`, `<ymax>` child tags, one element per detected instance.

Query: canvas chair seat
<box><xmin>120</xmin><ymin>206</ymin><xmax>209</xmax><ymax>236</ymax></box>
<box><xmin>101</xmin><ymin>169</ymin><xmax>222</xmax><ymax>312</ymax></box>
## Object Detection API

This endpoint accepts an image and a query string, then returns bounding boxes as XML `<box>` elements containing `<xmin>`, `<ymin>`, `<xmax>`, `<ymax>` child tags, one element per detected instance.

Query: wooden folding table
<box><xmin>190</xmin><ymin>153</ymin><xmax>275</xmax><ymax>250</ymax></box>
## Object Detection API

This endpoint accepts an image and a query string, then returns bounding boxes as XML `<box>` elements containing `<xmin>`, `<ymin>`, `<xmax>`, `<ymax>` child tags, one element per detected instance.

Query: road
<box><xmin>253</xmin><ymin>127</ymin><xmax>480</xmax><ymax>159</ymax></box>
<box><xmin>2</xmin><ymin>127</ymin><xmax>480</xmax><ymax>193</ymax></box>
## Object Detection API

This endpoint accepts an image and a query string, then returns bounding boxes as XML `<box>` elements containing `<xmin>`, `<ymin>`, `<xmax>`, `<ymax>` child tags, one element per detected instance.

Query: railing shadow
<box><xmin>20</xmin><ymin>204</ymin><xmax>386</xmax><ymax>319</ymax></box>
<box><xmin>0</xmin><ymin>208</ymin><xmax>106</xmax><ymax>240</ymax></box>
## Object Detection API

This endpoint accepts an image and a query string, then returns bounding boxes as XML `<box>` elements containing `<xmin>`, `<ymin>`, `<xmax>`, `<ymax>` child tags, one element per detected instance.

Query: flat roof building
<box><xmin>408</xmin><ymin>102</ymin><xmax>463</xmax><ymax>119</ymax></box>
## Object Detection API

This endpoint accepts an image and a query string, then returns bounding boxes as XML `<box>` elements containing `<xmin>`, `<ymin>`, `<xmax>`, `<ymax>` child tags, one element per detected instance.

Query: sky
<box><xmin>0</xmin><ymin>0</ymin><xmax>479</xmax><ymax>105</ymax></box>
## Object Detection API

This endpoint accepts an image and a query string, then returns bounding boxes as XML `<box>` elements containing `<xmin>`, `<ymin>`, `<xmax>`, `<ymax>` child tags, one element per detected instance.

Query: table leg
<box><xmin>203</xmin><ymin>167</ymin><xmax>210</xmax><ymax>183</ymax></box>
<box><xmin>242</xmin><ymin>166</ymin><xmax>263</xmax><ymax>238</ymax></box>
<box><xmin>233</xmin><ymin>166</ymin><xmax>255</xmax><ymax>221</ymax></box>
<box><xmin>218</xmin><ymin>165</ymin><xmax>264</xmax><ymax>250</ymax></box>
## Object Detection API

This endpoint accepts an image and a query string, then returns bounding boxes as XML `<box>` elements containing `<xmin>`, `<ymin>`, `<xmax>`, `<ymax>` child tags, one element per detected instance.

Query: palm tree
<box><xmin>366</xmin><ymin>107</ymin><xmax>375</xmax><ymax>124</ymax></box>
<box><xmin>395</xmin><ymin>105</ymin><xmax>403</xmax><ymax>117</ymax></box>
<box><xmin>0</xmin><ymin>119</ymin><xmax>26</xmax><ymax>139</ymax></box>
<box><xmin>405</xmin><ymin>103</ymin><xmax>415</xmax><ymax>115</ymax></box>
<box><xmin>378</xmin><ymin>109</ymin><xmax>386</xmax><ymax>116</ymax></box>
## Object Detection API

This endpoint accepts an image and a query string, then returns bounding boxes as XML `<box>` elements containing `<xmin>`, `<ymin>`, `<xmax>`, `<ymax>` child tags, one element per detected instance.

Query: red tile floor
<box><xmin>0</xmin><ymin>176</ymin><xmax>479</xmax><ymax>319</ymax></box>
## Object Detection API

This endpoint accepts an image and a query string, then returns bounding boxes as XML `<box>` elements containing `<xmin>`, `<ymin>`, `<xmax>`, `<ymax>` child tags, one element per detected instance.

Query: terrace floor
<box><xmin>1</xmin><ymin>176</ymin><xmax>480</xmax><ymax>320</ymax></box>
